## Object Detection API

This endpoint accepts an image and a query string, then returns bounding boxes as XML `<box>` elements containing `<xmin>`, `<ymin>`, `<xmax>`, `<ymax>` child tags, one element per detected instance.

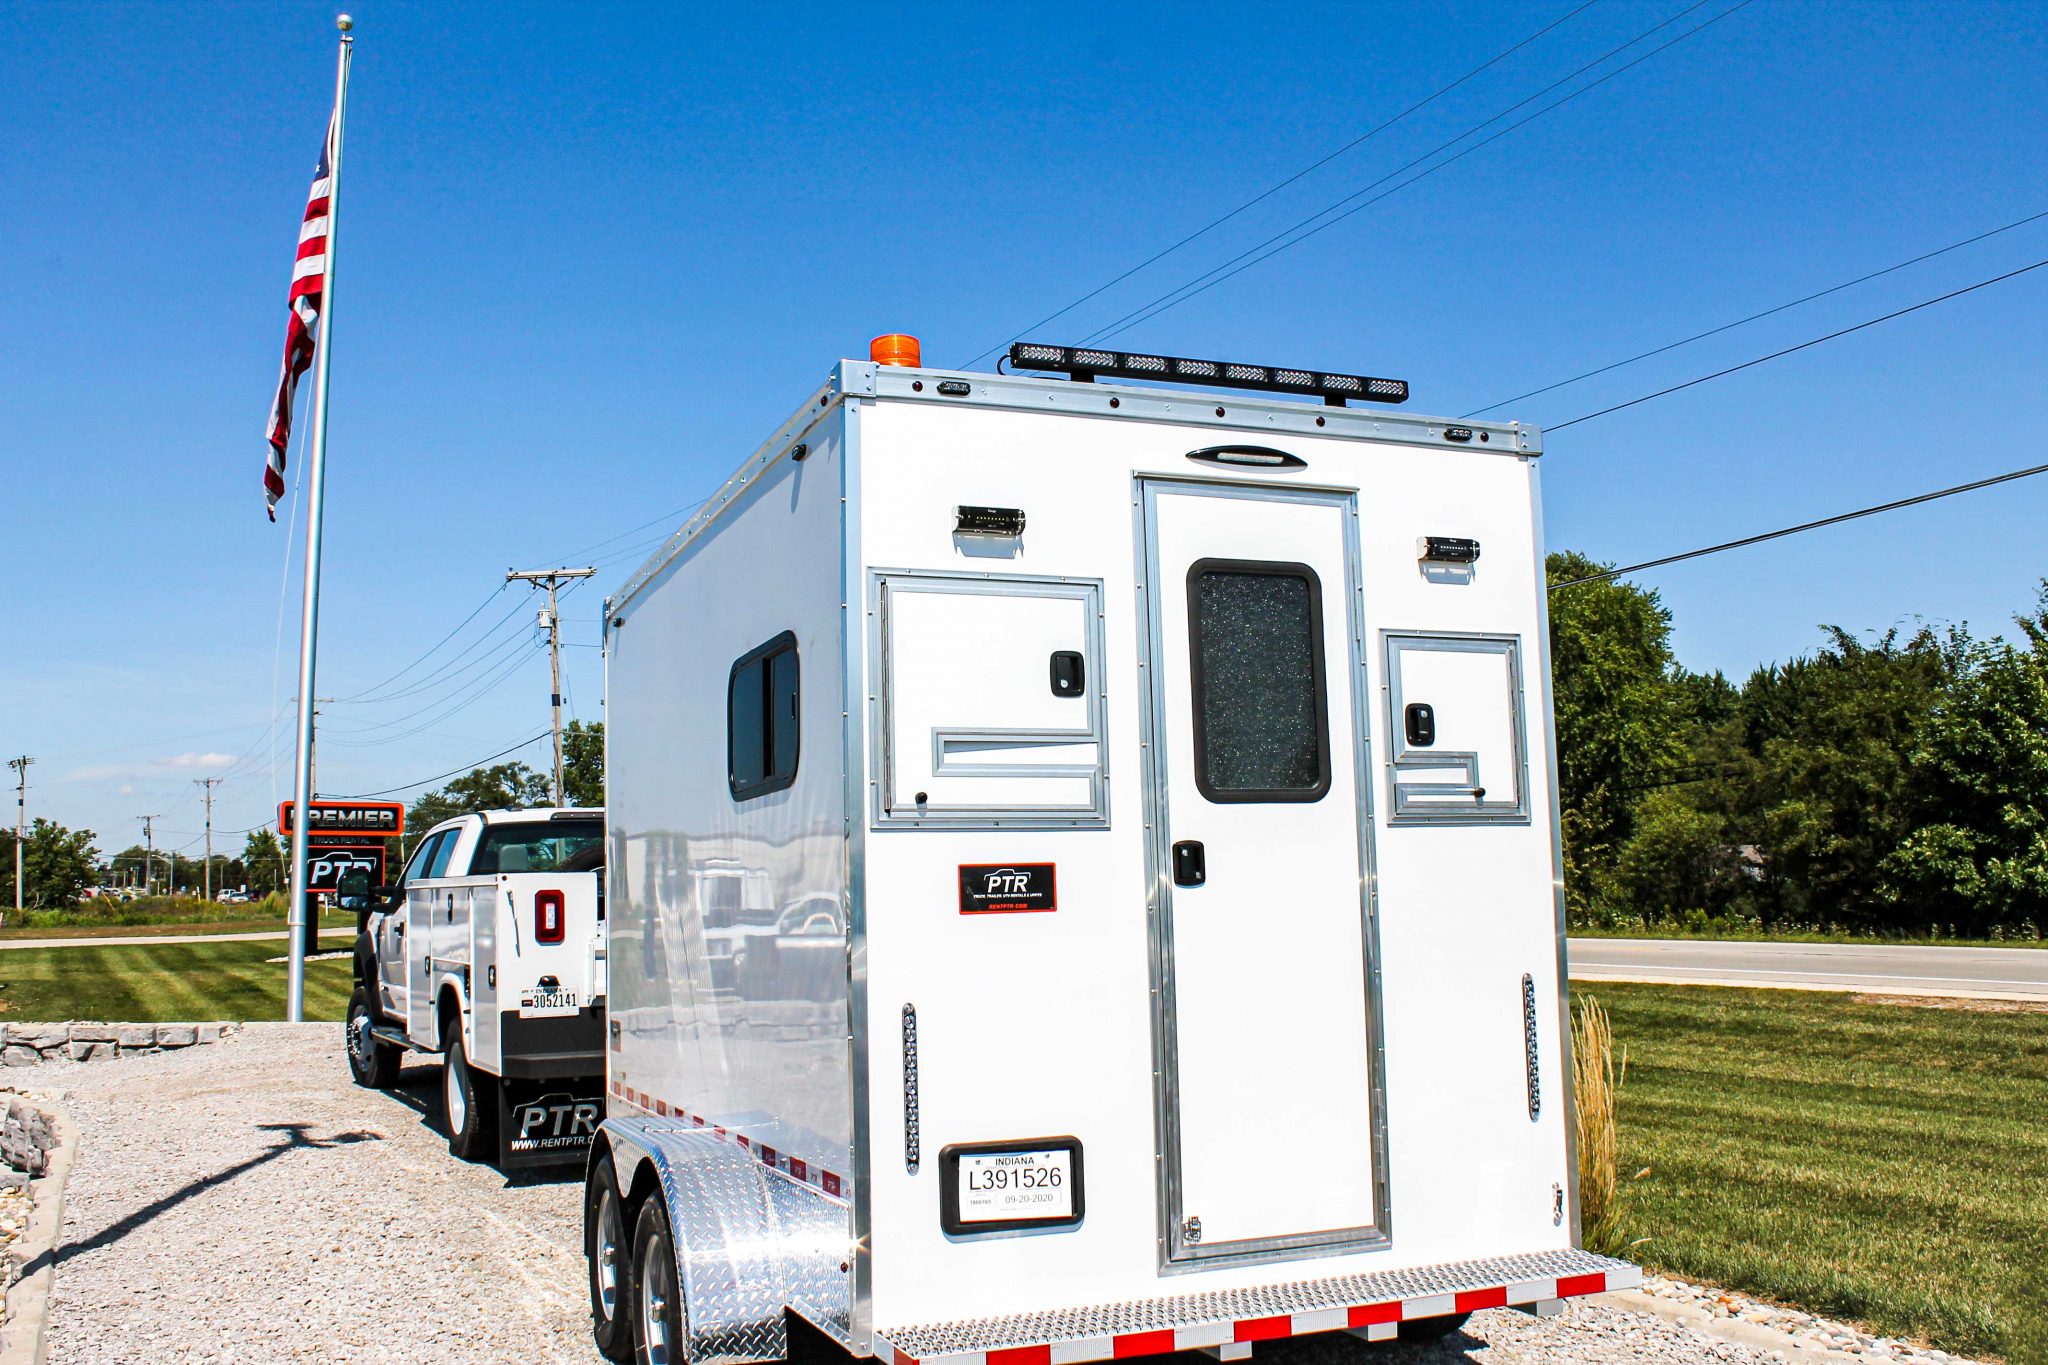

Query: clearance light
<box><xmin>871</xmin><ymin>334</ymin><xmax>922</xmax><ymax>367</ymax></box>
<box><xmin>1007</xmin><ymin>342</ymin><xmax>1408</xmax><ymax>407</ymax></box>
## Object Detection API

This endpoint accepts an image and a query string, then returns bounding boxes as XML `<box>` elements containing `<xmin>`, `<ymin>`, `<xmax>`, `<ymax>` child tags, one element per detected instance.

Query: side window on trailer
<box><xmin>729</xmin><ymin>631</ymin><xmax>800</xmax><ymax>800</ymax></box>
<box><xmin>1186</xmin><ymin>560</ymin><xmax>1331</xmax><ymax>803</ymax></box>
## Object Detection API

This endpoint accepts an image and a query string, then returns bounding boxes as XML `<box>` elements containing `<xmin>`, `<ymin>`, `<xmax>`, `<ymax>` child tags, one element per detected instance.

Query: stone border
<box><xmin>0</xmin><ymin>1098</ymin><xmax>75</xmax><ymax>1365</ymax></box>
<box><xmin>0</xmin><ymin>1023</ymin><xmax>238</xmax><ymax>1067</ymax></box>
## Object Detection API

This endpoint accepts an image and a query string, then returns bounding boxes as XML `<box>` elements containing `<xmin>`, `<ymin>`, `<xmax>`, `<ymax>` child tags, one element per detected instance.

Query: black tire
<box><xmin>345</xmin><ymin>986</ymin><xmax>401</xmax><ymax>1089</ymax></box>
<box><xmin>586</xmin><ymin>1153</ymin><xmax>635</xmax><ymax>1361</ymax></box>
<box><xmin>1396</xmin><ymin>1312</ymin><xmax>1471</xmax><ymax>1342</ymax></box>
<box><xmin>632</xmin><ymin>1197</ymin><xmax>685</xmax><ymax>1365</ymax></box>
<box><xmin>441</xmin><ymin>1029</ymin><xmax>498</xmax><ymax>1161</ymax></box>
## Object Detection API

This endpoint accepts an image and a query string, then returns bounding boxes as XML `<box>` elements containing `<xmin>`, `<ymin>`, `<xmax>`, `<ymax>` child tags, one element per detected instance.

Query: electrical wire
<box><xmin>1549</xmin><ymin>458</ymin><xmax>2048</xmax><ymax>591</ymax></box>
<box><xmin>1547</xmin><ymin>254</ymin><xmax>2048</xmax><ymax>431</ymax></box>
<box><xmin>955</xmin><ymin>0</ymin><xmax>1605</xmax><ymax>370</ymax></box>
<box><xmin>320</xmin><ymin>640</ymin><xmax>546</xmax><ymax>747</ymax></box>
<box><xmin>330</xmin><ymin>731</ymin><xmax>553</xmax><ymax>800</ymax></box>
<box><xmin>1464</xmin><ymin>207</ymin><xmax>2048</xmax><ymax>417</ymax></box>
<box><xmin>330</xmin><ymin>584</ymin><xmax>507</xmax><ymax>703</ymax></box>
<box><xmin>1081</xmin><ymin>0</ymin><xmax>1750</xmax><ymax>346</ymax></box>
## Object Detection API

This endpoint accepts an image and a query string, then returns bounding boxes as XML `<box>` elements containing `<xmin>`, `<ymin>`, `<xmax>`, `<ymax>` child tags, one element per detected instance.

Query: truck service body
<box><xmin>347</xmin><ymin>806</ymin><xmax>607</xmax><ymax>1167</ymax></box>
<box><xmin>590</xmin><ymin>347</ymin><xmax>1638</xmax><ymax>1364</ymax></box>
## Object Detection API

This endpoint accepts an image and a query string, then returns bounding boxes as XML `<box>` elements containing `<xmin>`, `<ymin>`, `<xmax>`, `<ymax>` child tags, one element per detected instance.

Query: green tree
<box><xmin>404</xmin><ymin>760</ymin><xmax>550</xmax><ymax>856</ymax></box>
<box><xmin>243</xmin><ymin>829</ymin><xmax>287</xmax><ymax>896</ymax></box>
<box><xmin>1736</xmin><ymin>626</ymin><xmax>1954</xmax><ymax>929</ymax></box>
<box><xmin>3</xmin><ymin>818</ymin><xmax>100</xmax><ymax>908</ymax></box>
<box><xmin>1880</xmin><ymin>601</ymin><xmax>2048</xmax><ymax>937</ymax></box>
<box><xmin>563</xmin><ymin>720</ymin><xmax>604</xmax><ymax>808</ymax></box>
<box><xmin>1546</xmin><ymin>552</ymin><xmax>1687</xmax><ymax>916</ymax></box>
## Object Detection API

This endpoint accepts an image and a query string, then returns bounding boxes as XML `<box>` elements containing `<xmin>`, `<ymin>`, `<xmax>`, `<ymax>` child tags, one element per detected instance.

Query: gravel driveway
<box><xmin>40</xmin><ymin>1025</ymin><xmax>1777</xmax><ymax>1365</ymax></box>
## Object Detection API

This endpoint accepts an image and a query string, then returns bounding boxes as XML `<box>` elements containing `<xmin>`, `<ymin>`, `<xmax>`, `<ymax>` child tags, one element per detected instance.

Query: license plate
<box><xmin>518</xmin><ymin>989</ymin><xmax>578</xmax><ymax>1018</ymax></box>
<box><xmin>956</xmin><ymin>1148</ymin><xmax>1074</xmax><ymax>1223</ymax></box>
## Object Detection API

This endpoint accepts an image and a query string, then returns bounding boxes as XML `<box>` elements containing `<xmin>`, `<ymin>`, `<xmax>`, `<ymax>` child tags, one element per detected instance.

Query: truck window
<box><xmin>1186</xmin><ymin>559</ymin><xmax>1331</xmax><ymax>803</ymax></box>
<box><xmin>424</xmin><ymin>831</ymin><xmax>462</xmax><ymax>878</ymax></box>
<box><xmin>401</xmin><ymin>831</ymin><xmax>448</xmax><ymax>884</ymax></box>
<box><xmin>729</xmin><ymin>631</ymin><xmax>799</xmax><ymax>800</ymax></box>
<box><xmin>469</xmin><ymin>820</ymin><xmax>605</xmax><ymax>874</ymax></box>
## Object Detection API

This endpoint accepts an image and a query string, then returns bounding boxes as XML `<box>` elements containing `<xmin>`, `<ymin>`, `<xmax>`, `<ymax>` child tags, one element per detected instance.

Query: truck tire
<box><xmin>632</xmin><ymin>1198</ymin><xmax>685</xmax><ymax>1365</ymax></box>
<box><xmin>1396</xmin><ymin>1311</ymin><xmax>1470</xmax><ymax>1342</ymax></box>
<box><xmin>586</xmin><ymin>1153</ymin><xmax>634</xmax><ymax>1361</ymax></box>
<box><xmin>345</xmin><ymin>986</ymin><xmax>401</xmax><ymax>1090</ymax></box>
<box><xmin>442</xmin><ymin>1032</ymin><xmax>498</xmax><ymax>1161</ymax></box>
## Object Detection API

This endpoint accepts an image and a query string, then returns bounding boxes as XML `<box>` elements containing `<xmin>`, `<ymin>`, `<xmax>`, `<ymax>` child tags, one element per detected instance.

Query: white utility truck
<box><xmin>344</xmin><ymin>806</ymin><xmax>607</xmax><ymax>1168</ymax></box>
<box><xmin>586</xmin><ymin>337</ymin><xmax>1638</xmax><ymax>1365</ymax></box>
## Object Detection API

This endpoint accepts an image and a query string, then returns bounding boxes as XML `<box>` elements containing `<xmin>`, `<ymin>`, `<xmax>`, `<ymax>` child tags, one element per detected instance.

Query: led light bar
<box><xmin>1007</xmin><ymin>342</ymin><xmax>1408</xmax><ymax>407</ymax></box>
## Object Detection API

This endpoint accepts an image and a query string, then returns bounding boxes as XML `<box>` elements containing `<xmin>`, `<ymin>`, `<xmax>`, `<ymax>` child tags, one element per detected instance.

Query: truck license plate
<box><xmin>956</xmin><ymin>1148</ymin><xmax>1073</xmax><ymax>1223</ymax></box>
<box><xmin>519</xmin><ymin>989</ymin><xmax>578</xmax><ymax>1018</ymax></box>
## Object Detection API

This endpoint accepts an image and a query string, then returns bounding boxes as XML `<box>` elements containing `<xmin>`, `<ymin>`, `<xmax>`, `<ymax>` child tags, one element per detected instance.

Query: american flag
<box><xmin>263</xmin><ymin>118</ymin><xmax>336</xmax><ymax>521</ymax></box>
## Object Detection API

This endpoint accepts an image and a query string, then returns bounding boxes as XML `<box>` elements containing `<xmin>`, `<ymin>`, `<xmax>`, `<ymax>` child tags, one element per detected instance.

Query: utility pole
<box><xmin>138</xmin><ymin>814</ymin><xmax>162</xmax><ymax>898</ymax></box>
<box><xmin>196</xmin><ymin>778</ymin><xmax>222</xmax><ymax>903</ymax></box>
<box><xmin>506</xmin><ymin>566</ymin><xmax>595</xmax><ymax>805</ymax></box>
<box><xmin>7</xmin><ymin>756</ymin><xmax>30</xmax><ymax>924</ymax></box>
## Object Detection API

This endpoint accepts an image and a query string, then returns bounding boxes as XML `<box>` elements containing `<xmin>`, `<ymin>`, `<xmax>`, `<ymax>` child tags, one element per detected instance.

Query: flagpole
<box><xmin>285</xmin><ymin>14</ymin><xmax>354</xmax><ymax>1023</ymax></box>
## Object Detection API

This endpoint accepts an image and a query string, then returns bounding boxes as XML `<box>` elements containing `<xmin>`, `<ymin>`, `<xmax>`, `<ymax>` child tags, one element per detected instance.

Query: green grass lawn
<box><xmin>1572</xmin><ymin>923</ymin><xmax>2048</xmax><ymax>948</ymax></box>
<box><xmin>0</xmin><ymin>916</ymin><xmax>353</xmax><ymax>942</ymax></box>
<box><xmin>1595</xmin><ymin>983</ymin><xmax>2048</xmax><ymax>1363</ymax></box>
<box><xmin>0</xmin><ymin>940</ymin><xmax>353</xmax><ymax>1022</ymax></box>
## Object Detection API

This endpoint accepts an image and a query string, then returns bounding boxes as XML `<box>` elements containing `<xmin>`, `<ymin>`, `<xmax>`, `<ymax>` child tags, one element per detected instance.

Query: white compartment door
<box><xmin>871</xmin><ymin>572</ymin><xmax>1107</xmax><ymax>827</ymax></box>
<box><xmin>1384</xmin><ymin>633</ymin><xmax>1529</xmax><ymax>823</ymax></box>
<box><xmin>1137</xmin><ymin>479</ymin><xmax>1386</xmax><ymax>1265</ymax></box>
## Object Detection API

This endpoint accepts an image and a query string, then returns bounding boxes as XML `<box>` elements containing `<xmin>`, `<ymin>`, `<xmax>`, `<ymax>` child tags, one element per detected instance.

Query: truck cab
<box><xmin>345</xmin><ymin>806</ymin><xmax>607</xmax><ymax>1167</ymax></box>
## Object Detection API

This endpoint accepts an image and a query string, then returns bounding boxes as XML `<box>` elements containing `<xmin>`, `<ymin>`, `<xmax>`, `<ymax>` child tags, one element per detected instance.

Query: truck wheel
<box><xmin>1396</xmin><ymin>1311</ymin><xmax>1470</xmax><ymax>1342</ymax></box>
<box><xmin>586</xmin><ymin>1154</ymin><xmax>634</xmax><ymax>1361</ymax></box>
<box><xmin>632</xmin><ymin>1197</ymin><xmax>685</xmax><ymax>1365</ymax></box>
<box><xmin>442</xmin><ymin>1033</ymin><xmax>498</xmax><ymax>1161</ymax></box>
<box><xmin>345</xmin><ymin>986</ymin><xmax>401</xmax><ymax>1089</ymax></box>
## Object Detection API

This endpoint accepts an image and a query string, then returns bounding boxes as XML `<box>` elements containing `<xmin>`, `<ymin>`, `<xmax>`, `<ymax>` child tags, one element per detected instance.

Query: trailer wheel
<box><xmin>1395</xmin><ymin>1312</ymin><xmax>1470</xmax><ymax>1342</ymax></box>
<box><xmin>441</xmin><ymin>1033</ymin><xmax>498</xmax><ymax>1161</ymax></box>
<box><xmin>345</xmin><ymin>986</ymin><xmax>401</xmax><ymax>1089</ymax></box>
<box><xmin>632</xmin><ymin>1197</ymin><xmax>685</xmax><ymax>1365</ymax></box>
<box><xmin>586</xmin><ymin>1153</ymin><xmax>634</xmax><ymax>1361</ymax></box>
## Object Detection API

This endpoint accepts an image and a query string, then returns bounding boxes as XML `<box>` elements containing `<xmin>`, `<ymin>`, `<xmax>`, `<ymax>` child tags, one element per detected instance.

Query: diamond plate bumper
<box><xmin>877</xmin><ymin>1248</ymin><xmax>1639</xmax><ymax>1365</ymax></box>
<box><xmin>605</xmin><ymin>1117</ymin><xmax>852</xmax><ymax>1365</ymax></box>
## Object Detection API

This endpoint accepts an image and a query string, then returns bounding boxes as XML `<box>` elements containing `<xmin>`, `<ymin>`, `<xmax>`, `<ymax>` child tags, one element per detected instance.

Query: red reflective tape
<box><xmin>1113</xmin><ymin>1330</ymin><xmax>1177</xmax><ymax>1358</ymax></box>
<box><xmin>789</xmin><ymin>1158</ymin><xmax>808</xmax><ymax>1181</ymax></box>
<box><xmin>822</xmin><ymin>1172</ymin><xmax>843</xmax><ymax>1196</ymax></box>
<box><xmin>1235</xmin><ymin>1316</ymin><xmax>1293</xmax><ymax>1343</ymax></box>
<box><xmin>1347</xmin><ymin>1303</ymin><xmax>1401</xmax><ymax>1327</ymax></box>
<box><xmin>988</xmin><ymin>1347</ymin><xmax>1050</xmax><ymax>1365</ymax></box>
<box><xmin>893</xmin><ymin>1351</ymin><xmax>916</xmax><ymax>1365</ymax></box>
<box><xmin>1455</xmin><ymin>1287</ymin><xmax>1508</xmax><ymax>1313</ymax></box>
<box><xmin>1556</xmin><ymin>1272</ymin><xmax>1607</xmax><ymax>1298</ymax></box>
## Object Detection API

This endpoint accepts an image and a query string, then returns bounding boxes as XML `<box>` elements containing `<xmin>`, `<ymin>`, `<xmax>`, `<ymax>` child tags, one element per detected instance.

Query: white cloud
<box><xmin>163</xmin><ymin>753</ymin><xmax>235</xmax><ymax>770</ymax></box>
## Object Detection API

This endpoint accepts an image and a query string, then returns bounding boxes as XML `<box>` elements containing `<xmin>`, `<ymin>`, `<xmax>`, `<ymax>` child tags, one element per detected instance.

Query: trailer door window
<box><xmin>729</xmin><ymin>632</ymin><xmax>800</xmax><ymax>800</ymax></box>
<box><xmin>1186</xmin><ymin>560</ymin><xmax>1331</xmax><ymax>803</ymax></box>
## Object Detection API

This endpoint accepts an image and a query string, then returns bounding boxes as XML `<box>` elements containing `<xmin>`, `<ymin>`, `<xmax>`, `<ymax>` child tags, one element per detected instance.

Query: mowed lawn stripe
<box><xmin>0</xmin><ymin>941</ymin><xmax>354</xmax><ymax>1023</ymax></box>
<box><xmin>1595</xmin><ymin>984</ymin><xmax>2048</xmax><ymax>1363</ymax></box>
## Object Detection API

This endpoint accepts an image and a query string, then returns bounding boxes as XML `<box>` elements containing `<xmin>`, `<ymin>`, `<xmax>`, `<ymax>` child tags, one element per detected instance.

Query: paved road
<box><xmin>0</xmin><ymin>927</ymin><xmax>353</xmax><ymax>950</ymax></box>
<box><xmin>1569</xmin><ymin>937</ymin><xmax>2048</xmax><ymax>1001</ymax></box>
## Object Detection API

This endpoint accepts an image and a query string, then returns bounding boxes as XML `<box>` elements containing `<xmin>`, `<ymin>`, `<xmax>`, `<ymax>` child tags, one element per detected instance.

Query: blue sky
<box><xmin>3</xmin><ymin>0</ymin><xmax>2045</xmax><ymax>859</ymax></box>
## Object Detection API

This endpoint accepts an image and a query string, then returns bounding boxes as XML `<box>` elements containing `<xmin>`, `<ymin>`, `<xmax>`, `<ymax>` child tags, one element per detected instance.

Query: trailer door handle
<box><xmin>1171</xmin><ymin>840</ymin><xmax>1206</xmax><ymax>888</ymax></box>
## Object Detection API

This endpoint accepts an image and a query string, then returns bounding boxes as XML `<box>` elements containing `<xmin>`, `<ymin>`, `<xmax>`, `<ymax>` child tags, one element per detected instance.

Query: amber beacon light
<box><xmin>870</xmin><ymin>334</ymin><xmax>922</xmax><ymax>367</ymax></box>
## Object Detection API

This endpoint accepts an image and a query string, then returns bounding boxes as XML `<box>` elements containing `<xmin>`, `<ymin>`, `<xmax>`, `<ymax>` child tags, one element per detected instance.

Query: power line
<box><xmin>1080</xmin><ymin>0</ymin><xmax>1750</xmax><ymax>346</ymax></box>
<box><xmin>332</xmin><ymin>731</ymin><xmax>553</xmax><ymax>800</ymax></box>
<box><xmin>955</xmin><ymin>0</ymin><xmax>1604</xmax><ymax>369</ymax></box>
<box><xmin>1550</xmin><ymin>458</ymin><xmax>2048</xmax><ymax>591</ymax></box>
<box><xmin>1465</xmin><ymin>207</ymin><xmax>2048</xmax><ymax>417</ymax></box>
<box><xmin>1547</xmin><ymin>254</ymin><xmax>2048</xmax><ymax>431</ymax></box>
<box><xmin>332</xmin><ymin>587</ymin><xmax>515</xmax><ymax>705</ymax></box>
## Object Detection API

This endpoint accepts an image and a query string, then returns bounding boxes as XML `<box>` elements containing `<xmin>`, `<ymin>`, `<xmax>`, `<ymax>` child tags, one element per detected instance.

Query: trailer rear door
<box><xmin>1137</xmin><ymin>478</ymin><xmax>1386</xmax><ymax>1265</ymax></box>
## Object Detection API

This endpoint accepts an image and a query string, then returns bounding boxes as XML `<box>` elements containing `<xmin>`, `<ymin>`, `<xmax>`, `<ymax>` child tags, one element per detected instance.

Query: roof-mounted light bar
<box><xmin>1007</xmin><ymin>342</ymin><xmax>1408</xmax><ymax>407</ymax></box>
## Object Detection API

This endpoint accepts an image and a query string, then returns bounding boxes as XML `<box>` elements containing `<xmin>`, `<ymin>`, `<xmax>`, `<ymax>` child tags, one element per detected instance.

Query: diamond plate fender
<box><xmin>604</xmin><ymin>1116</ymin><xmax>853</xmax><ymax>1363</ymax></box>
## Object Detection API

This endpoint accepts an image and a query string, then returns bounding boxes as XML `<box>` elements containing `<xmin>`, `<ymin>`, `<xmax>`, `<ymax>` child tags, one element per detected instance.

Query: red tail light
<box><xmin>534</xmin><ymin>889</ymin><xmax>566</xmax><ymax>944</ymax></box>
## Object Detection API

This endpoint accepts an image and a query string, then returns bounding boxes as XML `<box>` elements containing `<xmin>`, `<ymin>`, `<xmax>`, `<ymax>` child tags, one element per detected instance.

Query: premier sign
<box><xmin>276</xmin><ymin>800</ymin><xmax>406</xmax><ymax>838</ymax></box>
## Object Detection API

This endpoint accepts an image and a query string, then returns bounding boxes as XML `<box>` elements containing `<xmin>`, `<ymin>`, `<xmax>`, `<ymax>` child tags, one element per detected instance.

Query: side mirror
<box><xmin>374</xmin><ymin>883</ymin><xmax>401</xmax><ymax>900</ymax></box>
<box><xmin>336</xmin><ymin>869</ymin><xmax>373</xmax><ymax>913</ymax></box>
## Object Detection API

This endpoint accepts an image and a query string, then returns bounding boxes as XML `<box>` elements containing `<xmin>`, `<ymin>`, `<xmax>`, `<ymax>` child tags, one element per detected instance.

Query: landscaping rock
<box><xmin>3</xmin><ymin>1048</ymin><xmax>40</xmax><ymax>1068</ymax></box>
<box><xmin>66</xmin><ymin>1025</ymin><xmax>117</xmax><ymax>1044</ymax></box>
<box><xmin>153</xmin><ymin>1025</ymin><xmax>196</xmax><ymax>1047</ymax></box>
<box><xmin>115</xmin><ymin>1025</ymin><xmax>155</xmax><ymax>1050</ymax></box>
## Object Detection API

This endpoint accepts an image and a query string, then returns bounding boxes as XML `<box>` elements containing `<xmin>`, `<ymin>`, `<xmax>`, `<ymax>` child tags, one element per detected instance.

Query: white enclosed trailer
<box><xmin>590</xmin><ymin>342</ymin><xmax>1637</xmax><ymax>1365</ymax></box>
